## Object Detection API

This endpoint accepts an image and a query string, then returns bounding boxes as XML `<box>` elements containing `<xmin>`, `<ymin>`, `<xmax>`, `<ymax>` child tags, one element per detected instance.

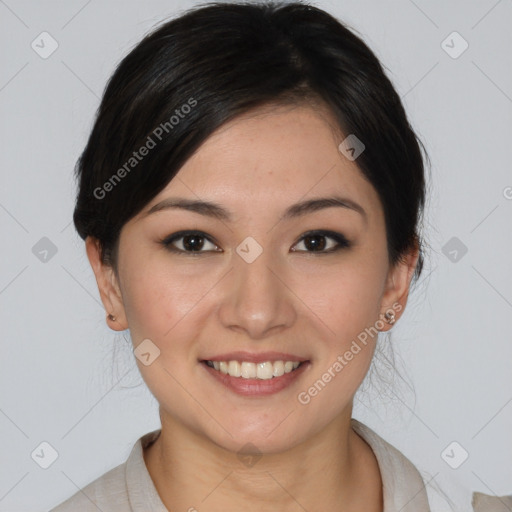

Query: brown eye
<box><xmin>161</xmin><ymin>231</ymin><xmax>220</xmax><ymax>254</ymax></box>
<box><xmin>291</xmin><ymin>231</ymin><xmax>351</xmax><ymax>253</ymax></box>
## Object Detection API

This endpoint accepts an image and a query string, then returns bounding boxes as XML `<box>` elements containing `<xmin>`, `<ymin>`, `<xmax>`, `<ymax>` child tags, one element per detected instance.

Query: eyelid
<box><xmin>161</xmin><ymin>229</ymin><xmax>351</xmax><ymax>254</ymax></box>
<box><xmin>161</xmin><ymin>230</ymin><xmax>221</xmax><ymax>255</ymax></box>
<box><xmin>291</xmin><ymin>230</ymin><xmax>351</xmax><ymax>252</ymax></box>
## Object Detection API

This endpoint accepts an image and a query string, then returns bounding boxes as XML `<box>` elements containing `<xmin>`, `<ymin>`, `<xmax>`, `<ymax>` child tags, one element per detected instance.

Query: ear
<box><xmin>85</xmin><ymin>236</ymin><xmax>128</xmax><ymax>331</ymax></box>
<box><xmin>378</xmin><ymin>240</ymin><xmax>420</xmax><ymax>332</ymax></box>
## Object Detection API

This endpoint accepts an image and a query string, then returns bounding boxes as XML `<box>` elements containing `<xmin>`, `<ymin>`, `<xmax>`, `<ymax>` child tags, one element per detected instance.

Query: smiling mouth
<box><xmin>202</xmin><ymin>360</ymin><xmax>306</xmax><ymax>380</ymax></box>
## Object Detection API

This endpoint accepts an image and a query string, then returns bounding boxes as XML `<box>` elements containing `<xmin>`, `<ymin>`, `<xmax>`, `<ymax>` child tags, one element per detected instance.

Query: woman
<box><xmin>51</xmin><ymin>1</ymin><xmax>432</xmax><ymax>510</ymax></box>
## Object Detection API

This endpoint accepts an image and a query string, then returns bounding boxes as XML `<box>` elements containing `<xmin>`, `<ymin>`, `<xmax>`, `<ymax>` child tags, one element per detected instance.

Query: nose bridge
<box><xmin>218</xmin><ymin>240</ymin><xmax>295</xmax><ymax>338</ymax></box>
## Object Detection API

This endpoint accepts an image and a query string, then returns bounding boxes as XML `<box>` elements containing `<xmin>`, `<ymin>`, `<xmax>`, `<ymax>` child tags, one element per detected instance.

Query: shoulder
<box><xmin>47</xmin><ymin>429</ymin><xmax>162</xmax><ymax>512</ymax></box>
<box><xmin>472</xmin><ymin>491</ymin><xmax>512</xmax><ymax>512</ymax></box>
<box><xmin>47</xmin><ymin>462</ymin><xmax>128</xmax><ymax>511</ymax></box>
<box><xmin>351</xmin><ymin>418</ymin><xmax>431</xmax><ymax>512</ymax></box>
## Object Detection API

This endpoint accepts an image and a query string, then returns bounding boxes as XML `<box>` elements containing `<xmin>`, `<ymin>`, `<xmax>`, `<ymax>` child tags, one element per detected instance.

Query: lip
<box><xmin>199</xmin><ymin>351</ymin><xmax>308</xmax><ymax>364</ymax></box>
<box><xmin>200</xmin><ymin>359</ymin><xmax>311</xmax><ymax>397</ymax></box>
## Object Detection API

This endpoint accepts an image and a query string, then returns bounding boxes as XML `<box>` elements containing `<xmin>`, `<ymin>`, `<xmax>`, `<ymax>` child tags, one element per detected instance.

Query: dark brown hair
<box><xmin>73</xmin><ymin>0</ymin><xmax>430</xmax><ymax>282</ymax></box>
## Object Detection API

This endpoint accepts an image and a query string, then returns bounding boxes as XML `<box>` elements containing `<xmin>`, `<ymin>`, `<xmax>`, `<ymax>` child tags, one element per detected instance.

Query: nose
<box><xmin>217</xmin><ymin>246</ymin><xmax>297</xmax><ymax>340</ymax></box>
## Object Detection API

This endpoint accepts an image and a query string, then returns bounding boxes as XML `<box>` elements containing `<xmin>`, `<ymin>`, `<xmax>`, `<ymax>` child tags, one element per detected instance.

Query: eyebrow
<box><xmin>145</xmin><ymin>195</ymin><xmax>367</xmax><ymax>223</ymax></box>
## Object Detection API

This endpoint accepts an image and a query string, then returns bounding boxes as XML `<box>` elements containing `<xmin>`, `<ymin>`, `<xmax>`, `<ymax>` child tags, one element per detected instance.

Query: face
<box><xmin>88</xmin><ymin>104</ymin><xmax>416</xmax><ymax>454</ymax></box>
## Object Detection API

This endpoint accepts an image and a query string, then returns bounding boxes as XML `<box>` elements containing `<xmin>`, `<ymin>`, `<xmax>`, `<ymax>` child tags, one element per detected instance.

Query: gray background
<box><xmin>1</xmin><ymin>0</ymin><xmax>511</xmax><ymax>510</ymax></box>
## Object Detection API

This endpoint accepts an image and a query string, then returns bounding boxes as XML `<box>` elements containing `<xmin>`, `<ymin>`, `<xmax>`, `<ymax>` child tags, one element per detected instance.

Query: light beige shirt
<box><xmin>49</xmin><ymin>418</ymin><xmax>432</xmax><ymax>511</ymax></box>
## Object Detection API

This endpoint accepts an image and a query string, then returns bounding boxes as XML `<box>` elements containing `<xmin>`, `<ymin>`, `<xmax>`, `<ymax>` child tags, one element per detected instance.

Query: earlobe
<box><xmin>85</xmin><ymin>236</ymin><xmax>128</xmax><ymax>331</ymax></box>
<box><xmin>378</xmin><ymin>242</ymin><xmax>420</xmax><ymax>331</ymax></box>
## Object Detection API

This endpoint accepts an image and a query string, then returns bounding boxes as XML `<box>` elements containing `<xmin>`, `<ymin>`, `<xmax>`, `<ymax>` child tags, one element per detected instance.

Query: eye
<box><xmin>160</xmin><ymin>229</ymin><xmax>351</xmax><ymax>256</ymax></box>
<box><xmin>161</xmin><ymin>231</ymin><xmax>221</xmax><ymax>255</ymax></box>
<box><xmin>291</xmin><ymin>230</ymin><xmax>351</xmax><ymax>253</ymax></box>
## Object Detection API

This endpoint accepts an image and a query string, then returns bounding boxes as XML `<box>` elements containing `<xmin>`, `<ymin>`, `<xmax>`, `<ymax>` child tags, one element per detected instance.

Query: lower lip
<box><xmin>201</xmin><ymin>361</ymin><xmax>310</xmax><ymax>396</ymax></box>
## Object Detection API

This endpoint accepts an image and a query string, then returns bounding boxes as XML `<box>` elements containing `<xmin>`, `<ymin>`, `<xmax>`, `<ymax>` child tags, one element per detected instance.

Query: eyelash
<box><xmin>160</xmin><ymin>230</ymin><xmax>351</xmax><ymax>256</ymax></box>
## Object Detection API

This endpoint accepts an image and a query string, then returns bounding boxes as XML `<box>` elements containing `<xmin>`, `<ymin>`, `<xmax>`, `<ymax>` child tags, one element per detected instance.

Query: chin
<box><xmin>204</xmin><ymin>417</ymin><xmax>311</xmax><ymax>457</ymax></box>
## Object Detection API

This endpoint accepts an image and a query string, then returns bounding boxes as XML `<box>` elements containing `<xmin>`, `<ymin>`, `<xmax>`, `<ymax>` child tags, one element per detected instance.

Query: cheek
<box><xmin>297</xmin><ymin>275</ymin><xmax>381</xmax><ymax>414</ymax></box>
<box><xmin>119</xmin><ymin>257</ymin><xmax>198</xmax><ymax>341</ymax></box>
<box><xmin>119</xmin><ymin>260</ymin><xmax>205</xmax><ymax>394</ymax></box>
<box><xmin>290</xmin><ymin>252</ymin><xmax>387</xmax><ymax>406</ymax></box>
<box><xmin>296</xmin><ymin>255</ymin><xmax>386</xmax><ymax>342</ymax></box>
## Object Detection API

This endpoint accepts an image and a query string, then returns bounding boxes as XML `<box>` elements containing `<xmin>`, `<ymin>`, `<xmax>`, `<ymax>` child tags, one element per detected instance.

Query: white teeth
<box><xmin>206</xmin><ymin>359</ymin><xmax>304</xmax><ymax>379</ymax></box>
<box><xmin>228</xmin><ymin>360</ymin><xmax>241</xmax><ymax>377</ymax></box>
<box><xmin>256</xmin><ymin>362</ymin><xmax>274</xmax><ymax>380</ymax></box>
<box><xmin>273</xmin><ymin>360</ymin><xmax>285</xmax><ymax>377</ymax></box>
<box><xmin>241</xmin><ymin>362</ymin><xmax>256</xmax><ymax>378</ymax></box>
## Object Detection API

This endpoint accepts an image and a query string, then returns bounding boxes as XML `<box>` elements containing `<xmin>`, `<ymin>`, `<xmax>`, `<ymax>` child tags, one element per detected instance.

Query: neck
<box><xmin>143</xmin><ymin>408</ymin><xmax>383</xmax><ymax>512</ymax></box>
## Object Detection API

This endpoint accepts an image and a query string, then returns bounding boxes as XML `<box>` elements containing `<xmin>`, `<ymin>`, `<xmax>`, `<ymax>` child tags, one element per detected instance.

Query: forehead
<box><xmin>146</xmin><ymin>104</ymin><xmax>383</xmax><ymax>222</ymax></box>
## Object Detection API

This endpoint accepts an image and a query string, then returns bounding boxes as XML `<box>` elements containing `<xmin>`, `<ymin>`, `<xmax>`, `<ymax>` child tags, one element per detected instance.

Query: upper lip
<box><xmin>200</xmin><ymin>351</ymin><xmax>309</xmax><ymax>364</ymax></box>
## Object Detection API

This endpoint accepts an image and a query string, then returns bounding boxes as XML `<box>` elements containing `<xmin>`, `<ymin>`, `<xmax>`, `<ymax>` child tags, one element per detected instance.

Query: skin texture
<box><xmin>86</xmin><ymin>104</ymin><xmax>419</xmax><ymax>512</ymax></box>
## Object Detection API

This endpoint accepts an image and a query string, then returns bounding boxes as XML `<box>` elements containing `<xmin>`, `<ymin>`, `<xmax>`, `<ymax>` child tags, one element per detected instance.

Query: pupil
<box><xmin>181</xmin><ymin>234</ymin><xmax>327</xmax><ymax>252</ymax></box>
<box><xmin>305</xmin><ymin>235</ymin><xmax>325</xmax><ymax>251</ymax></box>
<box><xmin>184</xmin><ymin>234</ymin><xmax>204</xmax><ymax>251</ymax></box>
